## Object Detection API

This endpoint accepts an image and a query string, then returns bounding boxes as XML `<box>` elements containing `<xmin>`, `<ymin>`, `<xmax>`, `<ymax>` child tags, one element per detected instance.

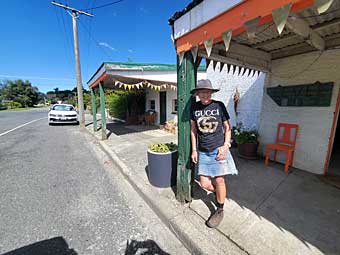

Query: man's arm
<box><xmin>223</xmin><ymin>120</ymin><xmax>232</xmax><ymax>147</ymax></box>
<box><xmin>190</xmin><ymin>120</ymin><xmax>198</xmax><ymax>164</ymax></box>
<box><xmin>216</xmin><ymin>120</ymin><xmax>231</xmax><ymax>160</ymax></box>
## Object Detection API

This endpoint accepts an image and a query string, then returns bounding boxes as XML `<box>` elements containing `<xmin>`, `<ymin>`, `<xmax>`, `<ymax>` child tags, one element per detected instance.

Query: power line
<box><xmin>85</xmin><ymin>0</ymin><xmax>96</xmax><ymax>75</ymax></box>
<box><xmin>0</xmin><ymin>74</ymin><xmax>76</xmax><ymax>81</ymax></box>
<box><xmin>53</xmin><ymin>5</ymin><xmax>73</xmax><ymax>68</ymax></box>
<box><xmin>51</xmin><ymin>1</ymin><xmax>94</xmax><ymax>127</ymax></box>
<box><xmin>77</xmin><ymin>18</ymin><xmax>114</xmax><ymax>61</ymax></box>
<box><xmin>82</xmin><ymin>0</ymin><xmax>123</xmax><ymax>11</ymax></box>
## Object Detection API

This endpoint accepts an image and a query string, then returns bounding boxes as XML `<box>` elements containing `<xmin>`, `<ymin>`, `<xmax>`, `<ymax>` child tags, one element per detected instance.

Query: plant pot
<box><xmin>147</xmin><ymin>150</ymin><xmax>178</xmax><ymax>188</ymax></box>
<box><xmin>237</xmin><ymin>142</ymin><xmax>259</xmax><ymax>159</ymax></box>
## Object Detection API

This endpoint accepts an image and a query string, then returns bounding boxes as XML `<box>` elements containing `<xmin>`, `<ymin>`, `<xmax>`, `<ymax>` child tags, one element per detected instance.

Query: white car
<box><xmin>48</xmin><ymin>104</ymin><xmax>79</xmax><ymax>125</ymax></box>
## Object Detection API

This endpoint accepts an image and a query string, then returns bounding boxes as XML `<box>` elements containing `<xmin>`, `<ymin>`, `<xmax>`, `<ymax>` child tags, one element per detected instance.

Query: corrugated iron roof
<box><xmin>168</xmin><ymin>0</ymin><xmax>203</xmax><ymax>25</ymax></box>
<box><xmin>233</xmin><ymin>2</ymin><xmax>340</xmax><ymax>57</ymax></box>
<box><xmin>104</xmin><ymin>62</ymin><xmax>206</xmax><ymax>71</ymax></box>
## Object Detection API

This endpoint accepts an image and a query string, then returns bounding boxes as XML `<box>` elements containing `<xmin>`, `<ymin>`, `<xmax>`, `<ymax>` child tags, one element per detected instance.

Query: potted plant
<box><xmin>233</xmin><ymin>123</ymin><xmax>259</xmax><ymax>159</ymax></box>
<box><xmin>147</xmin><ymin>142</ymin><xmax>178</xmax><ymax>188</ymax></box>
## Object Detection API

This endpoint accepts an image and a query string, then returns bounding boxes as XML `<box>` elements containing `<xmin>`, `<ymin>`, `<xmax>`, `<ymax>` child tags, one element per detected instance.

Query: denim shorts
<box><xmin>198</xmin><ymin>149</ymin><xmax>238</xmax><ymax>177</ymax></box>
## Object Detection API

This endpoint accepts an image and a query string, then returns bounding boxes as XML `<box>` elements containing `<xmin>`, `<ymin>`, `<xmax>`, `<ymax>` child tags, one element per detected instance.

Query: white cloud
<box><xmin>128</xmin><ymin>49</ymin><xmax>133</xmax><ymax>53</ymax></box>
<box><xmin>98</xmin><ymin>42</ymin><xmax>117</xmax><ymax>51</ymax></box>
<box><xmin>139</xmin><ymin>7</ymin><xmax>148</xmax><ymax>13</ymax></box>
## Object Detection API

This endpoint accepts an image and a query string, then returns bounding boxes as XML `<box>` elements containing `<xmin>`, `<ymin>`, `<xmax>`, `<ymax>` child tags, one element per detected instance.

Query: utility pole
<box><xmin>51</xmin><ymin>1</ymin><xmax>93</xmax><ymax>127</ymax></box>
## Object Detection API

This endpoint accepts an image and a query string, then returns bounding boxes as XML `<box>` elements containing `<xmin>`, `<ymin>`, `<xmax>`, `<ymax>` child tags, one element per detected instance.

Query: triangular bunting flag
<box><xmin>272</xmin><ymin>3</ymin><xmax>292</xmax><ymax>35</ymax></box>
<box><xmin>244</xmin><ymin>16</ymin><xmax>261</xmax><ymax>39</ymax></box>
<box><xmin>204</xmin><ymin>38</ymin><xmax>214</xmax><ymax>57</ymax></box>
<box><xmin>190</xmin><ymin>45</ymin><xmax>199</xmax><ymax>63</ymax></box>
<box><xmin>178</xmin><ymin>52</ymin><xmax>185</xmax><ymax>65</ymax></box>
<box><xmin>123</xmin><ymin>84</ymin><xmax>128</xmax><ymax>90</ymax></box>
<box><xmin>315</xmin><ymin>0</ymin><xmax>334</xmax><ymax>14</ymax></box>
<box><xmin>257</xmin><ymin>70</ymin><xmax>261</xmax><ymax>76</ymax></box>
<box><xmin>222</xmin><ymin>29</ymin><xmax>232</xmax><ymax>52</ymax></box>
<box><xmin>220</xmin><ymin>62</ymin><xmax>225</xmax><ymax>72</ymax></box>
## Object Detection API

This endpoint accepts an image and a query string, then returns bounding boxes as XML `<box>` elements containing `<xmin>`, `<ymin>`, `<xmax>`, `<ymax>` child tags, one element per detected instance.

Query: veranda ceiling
<box><xmin>87</xmin><ymin>62</ymin><xmax>180</xmax><ymax>91</ymax></box>
<box><xmin>170</xmin><ymin>0</ymin><xmax>340</xmax><ymax>72</ymax></box>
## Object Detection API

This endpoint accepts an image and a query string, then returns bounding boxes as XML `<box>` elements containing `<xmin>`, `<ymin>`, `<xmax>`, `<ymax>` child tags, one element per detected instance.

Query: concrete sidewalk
<box><xmin>84</xmin><ymin>115</ymin><xmax>340</xmax><ymax>255</ymax></box>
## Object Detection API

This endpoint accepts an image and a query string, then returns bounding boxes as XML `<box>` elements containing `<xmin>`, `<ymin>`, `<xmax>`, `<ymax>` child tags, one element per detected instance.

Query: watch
<box><xmin>224</xmin><ymin>142</ymin><xmax>231</xmax><ymax>148</ymax></box>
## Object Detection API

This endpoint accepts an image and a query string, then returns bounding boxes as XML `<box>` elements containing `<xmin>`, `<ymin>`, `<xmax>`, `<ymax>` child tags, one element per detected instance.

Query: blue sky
<box><xmin>0</xmin><ymin>0</ymin><xmax>190</xmax><ymax>93</ymax></box>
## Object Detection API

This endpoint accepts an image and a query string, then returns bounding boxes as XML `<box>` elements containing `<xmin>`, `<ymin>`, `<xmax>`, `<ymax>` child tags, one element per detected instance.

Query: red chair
<box><xmin>264</xmin><ymin>123</ymin><xmax>299</xmax><ymax>173</ymax></box>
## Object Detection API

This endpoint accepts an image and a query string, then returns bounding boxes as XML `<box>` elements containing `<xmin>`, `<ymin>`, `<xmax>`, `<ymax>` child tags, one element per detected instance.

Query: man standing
<box><xmin>190</xmin><ymin>79</ymin><xmax>238</xmax><ymax>228</ymax></box>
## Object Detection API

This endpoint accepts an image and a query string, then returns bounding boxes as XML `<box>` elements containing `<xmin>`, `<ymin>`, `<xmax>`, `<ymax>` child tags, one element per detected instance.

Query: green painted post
<box><xmin>99</xmin><ymin>81</ymin><xmax>107</xmax><ymax>140</ymax></box>
<box><xmin>91</xmin><ymin>88</ymin><xmax>97</xmax><ymax>132</ymax></box>
<box><xmin>176</xmin><ymin>51</ymin><xmax>196</xmax><ymax>203</ymax></box>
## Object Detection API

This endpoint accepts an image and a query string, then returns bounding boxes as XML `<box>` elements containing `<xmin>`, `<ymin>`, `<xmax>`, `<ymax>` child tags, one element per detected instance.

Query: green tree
<box><xmin>106</xmin><ymin>90</ymin><xmax>145</xmax><ymax>119</ymax></box>
<box><xmin>1</xmin><ymin>79</ymin><xmax>40</xmax><ymax>107</ymax></box>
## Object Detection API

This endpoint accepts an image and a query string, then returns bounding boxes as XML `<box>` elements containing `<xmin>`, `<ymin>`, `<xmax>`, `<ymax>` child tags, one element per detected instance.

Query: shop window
<box><xmin>149</xmin><ymin>100</ymin><xmax>155</xmax><ymax>110</ymax></box>
<box><xmin>267</xmin><ymin>81</ymin><xmax>333</xmax><ymax>107</ymax></box>
<box><xmin>172</xmin><ymin>99</ymin><xmax>178</xmax><ymax>113</ymax></box>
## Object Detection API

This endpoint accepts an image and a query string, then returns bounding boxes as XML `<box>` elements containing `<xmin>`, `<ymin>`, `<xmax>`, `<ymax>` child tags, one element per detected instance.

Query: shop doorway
<box><xmin>328</xmin><ymin>118</ymin><xmax>340</xmax><ymax>177</ymax></box>
<box><xmin>327</xmin><ymin>90</ymin><xmax>340</xmax><ymax>177</ymax></box>
<box><xmin>159</xmin><ymin>91</ymin><xmax>167</xmax><ymax>124</ymax></box>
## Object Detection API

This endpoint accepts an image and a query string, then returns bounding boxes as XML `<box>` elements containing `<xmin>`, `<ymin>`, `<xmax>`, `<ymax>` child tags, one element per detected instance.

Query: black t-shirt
<box><xmin>190</xmin><ymin>100</ymin><xmax>230</xmax><ymax>152</ymax></box>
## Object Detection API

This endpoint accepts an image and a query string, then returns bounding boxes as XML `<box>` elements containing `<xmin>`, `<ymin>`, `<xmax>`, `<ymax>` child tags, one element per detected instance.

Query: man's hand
<box><xmin>216</xmin><ymin>145</ymin><xmax>228</xmax><ymax>161</ymax></box>
<box><xmin>191</xmin><ymin>151</ymin><xmax>198</xmax><ymax>164</ymax></box>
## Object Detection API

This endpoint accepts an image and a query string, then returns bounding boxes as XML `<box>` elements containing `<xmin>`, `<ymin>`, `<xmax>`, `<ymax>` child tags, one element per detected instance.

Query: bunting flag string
<box><xmin>190</xmin><ymin>45</ymin><xmax>198</xmax><ymax>63</ymax></box>
<box><xmin>178</xmin><ymin>52</ymin><xmax>185</xmax><ymax>65</ymax></box>
<box><xmin>244</xmin><ymin>16</ymin><xmax>261</xmax><ymax>40</ymax></box>
<box><xmin>112</xmin><ymin>79</ymin><xmax>177</xmax><ymax>92</ymax></box>
<box><xmin>272</xmin><ymin>3</ymin><xmax>292</xmax><ymax>35</ymax></box>
<box><xmin>204</xmin><ymin>38</ymin><xmax>214</xmax><ymax>57</ymax></box>
<box><xmin>315</xmin><ymin>0</ymin><xmax>334</xmax><ymax>14</ymax></box>
<box><xmin>222</xmin><ymin>29</ymin><xmax>232</xmax><ymax>52</ymax></box>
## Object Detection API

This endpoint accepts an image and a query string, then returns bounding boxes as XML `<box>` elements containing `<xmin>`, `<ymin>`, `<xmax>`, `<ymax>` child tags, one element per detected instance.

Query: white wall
<box><xmin>173</xmin><ymin>0</ymin><xmax>243</xmax><ymax>39</ymax></box>
<box><xmin>145</xmin><ymin>88</ymin><xmax>160</xmax><ymax>124</ymax></box>
<box><xmin>259</xmin><ymin>49</ymin><xmax>340</xmax><ymax>174</ymax></box>
<box><xmin>206</xmin><ymin>62</ymin><xmax>265</xmax><ymax>129</ymax></box>
<box><xmin>166</xmin><ymin>89</ymin><xmax>177</xmax><ymax>123</ymax></box>
<box><xmin>144</xmin><ymin>71</ymin><xmax>206</xmax><ymax>125</ymax></box>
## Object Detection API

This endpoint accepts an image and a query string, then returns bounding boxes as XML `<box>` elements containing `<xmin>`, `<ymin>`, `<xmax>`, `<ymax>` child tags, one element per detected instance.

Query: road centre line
<box><xmin>0</xmin><ymin>117</ymin><xmax>46</xmax><ymax>137</ymax></box>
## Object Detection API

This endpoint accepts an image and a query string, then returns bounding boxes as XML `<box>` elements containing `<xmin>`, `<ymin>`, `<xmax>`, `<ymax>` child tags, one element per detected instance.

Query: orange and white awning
<box><xmin>170</xmin><ymin>0</ymin><xmax>337</xmax><ymax>69</ymax></box>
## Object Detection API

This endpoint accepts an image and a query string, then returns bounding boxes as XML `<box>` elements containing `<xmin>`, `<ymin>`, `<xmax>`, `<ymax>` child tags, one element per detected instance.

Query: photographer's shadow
<box><xmin>191</xmin><ymin>178</ymin><xmax>217</xmax><ymax>216</ymax></box>
<box><xmin>125</xmin><ymin>239</ymin><xmax>170</xmax><ymax>255</ymax></box>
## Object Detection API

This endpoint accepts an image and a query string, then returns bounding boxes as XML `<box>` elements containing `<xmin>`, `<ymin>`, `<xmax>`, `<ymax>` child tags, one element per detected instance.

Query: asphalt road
<box><xmin>0</xmin><ymin>109</ymin><xmax>187</xmax><ymax>254</ymax></box>
<box><xmin>0</xmin><ymin>108</ymin><xmax>48</xmax><ymax>135</ymax></box>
